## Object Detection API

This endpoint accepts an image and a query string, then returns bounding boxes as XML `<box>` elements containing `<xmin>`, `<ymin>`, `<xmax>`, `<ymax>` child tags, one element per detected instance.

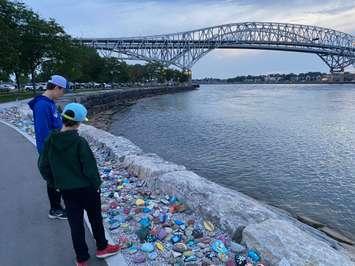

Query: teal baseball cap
<box><xmin>62</xmin><ymin>103</ymin><xmax>88</xmax><ymax>122</ymax></box>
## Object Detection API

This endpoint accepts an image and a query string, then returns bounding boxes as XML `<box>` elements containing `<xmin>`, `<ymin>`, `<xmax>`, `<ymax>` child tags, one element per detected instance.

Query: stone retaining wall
<box><xmin>58</xmin><ymin>85</ymin><xmax>198</xmax><ymax>115</ymax></box>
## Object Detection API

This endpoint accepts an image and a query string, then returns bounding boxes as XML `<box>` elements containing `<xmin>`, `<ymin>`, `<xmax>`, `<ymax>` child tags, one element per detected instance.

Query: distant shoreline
<box><xmin>195</xmin><ymin>81</ymin><xmax>355</xmax><ymax>85</ymax></box>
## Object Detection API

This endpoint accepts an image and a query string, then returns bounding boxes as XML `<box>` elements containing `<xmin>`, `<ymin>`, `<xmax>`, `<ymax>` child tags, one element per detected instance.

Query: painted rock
<box><xmin>160</xmin><ymin>199</ymin><xmax>170</xmax><ymax>205</ymax></box>
<box><xmin>156</xmin><ymin>241</ymin><xmax>165</xmax><ymax>252</ymax></box>
<box><xmin>109</xmin><ymin>201</ymin><xmax>119</xmax><ymax>209</ymax></box>
<box><xmin>247</xmin><ymin>249</ymin><xmax>260</xmax><ymax>263</ymax></box>
<box><xmin>226</xmin><ymin>259</ymin><xmax>237</xmax><ymax>266</ymax></box>
<box><xmin>109</xmin><ymin>222</ymin><xmax>120</xmax><ymax>230</ymax></box>
<box><xmin>235</xmin><ymin>254</ymin><xmax>247</xmax><ymax>266</ymax></box>
<box><xmin>174</xmin><ymin>219</ymin><xmax>184</xmax><ymax>226</ymax></box>
<box><xmin>159</xmin><ymin>212</ymin><xmax>167</xmax><ymax>223</ymax></box>
<box><xmin>132</xmin><ymin>253</ymin><xmax>146</xmax><ymax>264</ymax></box>
<box><xmin>136</xmin><ymin>227</ymin><xmax>149</xmax><ymax>242</ymax></box>
<box><xmin>172</xmin><ymin>251</ymin><xmax>182</xmax><ymax>258</ymax></box>
<box><xmin>173</xmin><ymin>243</ymin><xmax>187</xmax><ymax>253</ymax></box>
<box><xmin>183</xmin><ymin>250</ymin><xmax>193</xmax><ymax>257</ymax></box>
<box><xmin>171</xmin><ymin>234</ymin><xmax>182</xmax><ymax>244</ymax></box>
<box><xmin>200</xmin><ymin>237</ymin><xmax>211</xmax><ymax>244</ymax></box>
<box><xmin>141</xmin><ymin>242</ymin><xmax>155</xmax><ymax>253</ymax></box>
<box><xmin>211</xmin><ymin>240</ymin><xmax>228</xmax><ymax>254</ymax></box>
<box><xmin>218</xmin><ymin>252</ymin><xmax>229</xmax><ymax>262</ymax></box>
<box><xmin>123</xmin><ymin>207</ymin><xmax>130</xmax><ymax>215</ymax></box>
<box><xmin>152</xmin><ymin>209</ymin><xmax>160</xmax><ymax>218</ymax></box>
<box><xmin>148</xmin><ymin>251</ymin><xmax>158</xmax><ymax>260</ymax></box>
<box><xmin>185</xmin><ymin>255</ymin><xmax>197</xmax><ymax>262</ymax></box>
<box><xmin>203</xmin><ymin>220</ymin><xmax>215</xmax><ymax>232</ymax></box>
<box><xmin>169</xmin><ymin>195</ymin><xmax>177</xmax><ymax>204</ymax></box>
<box><xmin>192</xmin><ymin>229</ymin><xmax>203</xmax><ymax>239</ymax></box>
<box><xmin>143</xmin><ymin>207</ymin><xmax>151</xmax><ymax>213</ymax></box>
<box><xmin>136</xmin><ymin>199</ymin><xmax>145</xmax><ymax>206</ymax></box>
<box><xmin>139</xmin><ymin>217</ymin><xmax>151</xmax><ymax>228</ymax></box>
<box><xmin>157</xmin><ymin>228</ymin><xmax>168</xmax><ymax>240</ymax></box>
<box><xmin>128</xmin><ymin>246</ymin><xmax>138</xmax><ymax>254</ymax></box>
<box><xmin>187</xmin><ymin>219</ymin><xmax>195</xmax><ymax>226</ymax></box>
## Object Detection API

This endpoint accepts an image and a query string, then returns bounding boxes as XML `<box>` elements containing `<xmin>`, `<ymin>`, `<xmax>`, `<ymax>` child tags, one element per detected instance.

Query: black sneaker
<box><xmin>48</xmin><ymin>209</ymin><xmax>68</xmax><ymax>220</ymax></box>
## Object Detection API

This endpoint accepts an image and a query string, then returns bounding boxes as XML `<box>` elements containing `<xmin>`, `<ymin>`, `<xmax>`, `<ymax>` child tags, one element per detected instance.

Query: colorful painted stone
<box><xmin>146</xmin><ymin>234</ymin><xmax>156</xmax><ymax>242</ymax></box>
<box><xmin>136</xmin><ymin>227</ymin><xmax>149</xmax><ymax>242</ymax></box>
<box><xmin>211</xmin><ymin>240</ymin><xmax>228</xmax><ymax>254</ymax></box>
<box><xmin>139</xmin><ymin>217</ymin><xmax>151</xmax><ymax>228</ymax></box>
<box><xmin>171</xmin><ymin>234</ymin><xmax>182</xmax><ymax>244</ymax></box>
<box><xmin>128</xmin><ymin>246</ymin><xmax>138</xmax><ymax>254</ymax></box>
<box><xmin>247</xmin><ymin>249</ymin><xmax>261</xmax><ymax>263</ymax></box>
<box><xmin>174</xmin><ymin>219</ymin><xmax>184</xmax><ymax>226</ymax></box>
<box><xmin>143</xmin><ymin>207</ymin><xmax>151</xmax><ymax>213</ymax></box>
<box><xmin>156</xmin><ymin>241</ymin><xmax>165</xmax><ymax>252</ymax></box>
<box><xmin>184</xmin><ymin>255</ymin><xmax>197</xmax><ymax>262</ymax></box>
<box><xmin>132</xmin><ymin>253</ymin><xmax>146</xmax><ymax>264</ymax></box>
<box><xmin>235</xmin><ymin>254</ymin><xmax>247</xmax><ymax>266</ymax></box>
<box><xmin>157</xmin><ymin>228</ymin><xmax>168</xmax><ymax>240</ymax></box>
<box><xmin>148</xmin><ymin>251</ymin><xmax>158</xmax><ymax>260</ymax></box>
<box><xmin>203</xmin><ymin>220</ymin><xmax>215</xmax><ymax>232</ymax></box>
<box><xmin>192</xmin><ymin>228</ymin><xmax>203</xmax><ymax>239</ymax></box>
<box><xmin>141</xmin><ymin>242</ymin><xmax>155</xmax><ymax>253</ymax></box>
<box><xmin>173</xmin><ymin>243</ymin><xmax>187</xmax><ymax>253</ymax></box>
<box><xmin>136</xmin><ymin>199</ymin><xmax>145</xmax><ymax>206</ymax></box>
<box><xmin>109</xmin><ymin>222</ymin><xmax>120</xmax><ymax>230</ymax></box>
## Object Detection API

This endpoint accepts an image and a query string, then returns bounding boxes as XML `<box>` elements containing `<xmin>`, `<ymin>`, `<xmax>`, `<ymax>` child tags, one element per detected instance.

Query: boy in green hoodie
<box><xmin>39</xmin><ymin>103</ymin><xmax>120</xmax><ymax>266</ymax></box>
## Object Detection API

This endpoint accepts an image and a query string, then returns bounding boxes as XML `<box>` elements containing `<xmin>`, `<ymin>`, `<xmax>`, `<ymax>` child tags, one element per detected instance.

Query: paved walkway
<box><xmin>0</xmin><ymin>123</ymin><xmax>107</xmax><ymax>266</ymax></box>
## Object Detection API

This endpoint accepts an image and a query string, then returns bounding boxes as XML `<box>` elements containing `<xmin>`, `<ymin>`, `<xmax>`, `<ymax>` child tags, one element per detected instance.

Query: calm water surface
<box><xmin>110</xmin><ymin>84</ymin><xmax>355</xmax><ymax>239</ymax></box>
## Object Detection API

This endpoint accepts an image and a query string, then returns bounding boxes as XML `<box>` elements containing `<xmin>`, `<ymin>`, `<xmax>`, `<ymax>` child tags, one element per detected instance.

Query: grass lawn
<box><xmin>0</xmin><ymin>91</ymin><xmax>37</xmax><ymax>103</ymax></box>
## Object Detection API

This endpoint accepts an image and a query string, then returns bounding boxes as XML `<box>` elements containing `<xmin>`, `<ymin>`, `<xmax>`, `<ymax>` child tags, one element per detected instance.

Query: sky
<box><xmin>22</xmin><ymin>0</ymin><xmax>355</xmax><ymax>78</ymax></box>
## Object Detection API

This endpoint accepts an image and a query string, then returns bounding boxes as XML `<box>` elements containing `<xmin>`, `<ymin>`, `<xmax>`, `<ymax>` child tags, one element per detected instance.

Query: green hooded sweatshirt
<box><xmin>38</xmin><ymin>130</ymin><xmax>102</xmax><ymax>190</ymax></box>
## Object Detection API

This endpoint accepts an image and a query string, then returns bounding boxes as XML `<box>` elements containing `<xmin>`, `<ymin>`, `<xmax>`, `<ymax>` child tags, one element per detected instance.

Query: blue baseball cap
<box><xmin>48</xmin><ymin>75</ymin><xmax>69</xmax><ymax>91</ymax></box>
<box><xmin>62</xmin><ymin>103</ymin><xmax>88</xmax><ymax>122</ymax></box>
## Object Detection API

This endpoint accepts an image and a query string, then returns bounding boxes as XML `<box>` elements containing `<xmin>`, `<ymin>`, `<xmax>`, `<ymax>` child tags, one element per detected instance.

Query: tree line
<box><xmin>0</xmin><ymin>0</ymin><xmax>189</xmax><ymax>90</ymax></box>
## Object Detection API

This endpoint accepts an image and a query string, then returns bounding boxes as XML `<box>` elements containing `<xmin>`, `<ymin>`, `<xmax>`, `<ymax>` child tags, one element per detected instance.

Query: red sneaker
<box><xmin>96</xmin><ymin>244</ymin><xmax>121</xmax><ymax>259</ymax></box>
<box><xmin>76</xmin><ymin>261</ymin><xmax>88</xmax><ymax>266</ymax></box>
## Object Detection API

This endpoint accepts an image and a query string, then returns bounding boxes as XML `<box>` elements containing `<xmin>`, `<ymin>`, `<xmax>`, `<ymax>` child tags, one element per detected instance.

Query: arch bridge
<box><xmin>78</xmin><ymin>22</ymin><xmax>355</xmax><ymax>73</ymax></box>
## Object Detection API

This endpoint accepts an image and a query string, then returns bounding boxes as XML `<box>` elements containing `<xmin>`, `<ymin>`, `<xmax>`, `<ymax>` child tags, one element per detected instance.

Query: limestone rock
<box><xmin>242</xmin><ymin>219</ymin><xmax>354</xmax><ymax>266</ymax></box>
<box><xmin>122</xmin><ymin>153</ymin><xmax>186</xmax><ymax>178</ymax></box>
<box><xmin>149</xmin><ymin>170</ymin><xmax>280</xmax><ymax>236</ymax></box>
<box><xmin>79</xmin><ymin>124</ymin><xmax>142</xmax><ymax>159</ymax></box>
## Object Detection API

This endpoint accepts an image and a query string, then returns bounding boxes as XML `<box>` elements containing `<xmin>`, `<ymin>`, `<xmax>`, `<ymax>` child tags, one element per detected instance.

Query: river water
<box><xmin>110</xmin><ymin>84</ymin><xmax>355</xmax><ymax>239</ymax></box>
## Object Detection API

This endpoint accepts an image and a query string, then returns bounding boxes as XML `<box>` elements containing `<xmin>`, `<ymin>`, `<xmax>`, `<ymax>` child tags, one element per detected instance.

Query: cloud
<box><xmin>22</xmin><ymin>0</ymin><xmax>355</xmax><ymax>77</ymax></box>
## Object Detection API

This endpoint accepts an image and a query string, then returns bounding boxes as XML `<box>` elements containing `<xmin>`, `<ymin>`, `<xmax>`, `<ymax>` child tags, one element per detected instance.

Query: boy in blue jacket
<box><xmin>28</xmin><ymin>75</ymin><xmax>68</xmax><ymax>219</ymax></box>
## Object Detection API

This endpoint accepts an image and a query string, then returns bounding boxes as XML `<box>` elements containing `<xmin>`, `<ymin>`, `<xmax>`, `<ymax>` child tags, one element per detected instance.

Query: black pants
<box><xmin>47</xmin><ymin>185</ymin><xmax>63</xmax><ymax>210</ymax></box>
<box><xmin>62</xmin><ymin>187</ymin><xmax>108</xmax><ymax>262</ymax></box>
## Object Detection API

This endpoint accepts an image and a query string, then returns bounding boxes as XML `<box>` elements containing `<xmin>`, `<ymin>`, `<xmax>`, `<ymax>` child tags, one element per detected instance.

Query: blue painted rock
<box><xmin>247</xmin><ymin>249</ymin><xmax>260</xmax><ymax>263</ymax></box>
<box><xmin>171</xmin><ymin>234</ymin><xmax>182</xmax><ymax>244</ymax></box>
<box><xmin>141</xmin><ymin>242</ymin><xmax>155</xmax><ymax>253</ymax></box>
<box><xmin>148</xmin><ymin>251</ymin><xmax>158</xmax><ymax>260</ymax></box>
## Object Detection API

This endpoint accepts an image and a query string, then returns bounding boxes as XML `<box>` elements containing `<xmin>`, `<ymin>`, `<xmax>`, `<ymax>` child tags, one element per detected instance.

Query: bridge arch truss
<box><xmin>79</xmin><ymin>22</ymin><xmax>355</xmax><ymax>72</ymax></box>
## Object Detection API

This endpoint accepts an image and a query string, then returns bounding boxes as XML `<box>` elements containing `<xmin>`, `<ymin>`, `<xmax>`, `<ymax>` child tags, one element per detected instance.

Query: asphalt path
<box><xmin>0</xmin><ymin>122</ymin><xmax>107</xmax><ymax>266</ymax></box>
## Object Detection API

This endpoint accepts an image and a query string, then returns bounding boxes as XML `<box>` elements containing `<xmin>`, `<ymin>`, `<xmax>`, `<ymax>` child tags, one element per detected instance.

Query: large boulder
<box><xmin>148</xmin><ymin>170</ymin><xmax>281</xmax><ymax>236</ymax></box>
<box><xmin>122</xmin><ymin>153</ymin><xmax>186</xmax><ymax>178</ymax></box>
<box><xmin>242</xmin><ymin>219</ymin><xmax>354</xmax><ymax>266</ymax></box>
<box><xmin>79</xmin><ymin>124</ymin><xmax>142</xmax><ymax>160</ymax></box>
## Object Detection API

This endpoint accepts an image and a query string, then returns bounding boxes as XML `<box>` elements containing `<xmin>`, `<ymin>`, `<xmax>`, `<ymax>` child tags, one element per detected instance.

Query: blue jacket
<box><xmin>28</xmin><ymin>95</ymin><xmax>63</xmax><ymax>153</ymax></box>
